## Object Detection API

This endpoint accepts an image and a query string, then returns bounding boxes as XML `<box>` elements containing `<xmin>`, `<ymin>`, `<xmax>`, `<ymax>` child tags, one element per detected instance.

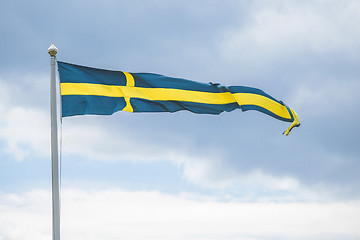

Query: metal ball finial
<box><xmin>48</xmin><ymin>44</ymin><xmax>58</xmax><ymax>57</ymax></box>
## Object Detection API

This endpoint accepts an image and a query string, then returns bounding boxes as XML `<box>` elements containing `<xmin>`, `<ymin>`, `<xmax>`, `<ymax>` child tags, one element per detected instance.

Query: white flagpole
<box><xmin>48</xmin><ymin>44</ymin><xmax>60</xmax><ymax>240</ymax></box>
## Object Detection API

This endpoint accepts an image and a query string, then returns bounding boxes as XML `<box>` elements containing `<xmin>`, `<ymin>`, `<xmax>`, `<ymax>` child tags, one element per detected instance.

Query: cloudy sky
<box><xmin>1</xmin><ymin>0</ymin><xmax>360</xmax><ymax>239</ymax></box>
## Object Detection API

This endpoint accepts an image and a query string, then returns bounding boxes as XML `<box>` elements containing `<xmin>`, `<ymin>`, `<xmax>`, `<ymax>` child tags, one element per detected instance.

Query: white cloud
<box><xmin>179</xmin><ymin>158</ymin><xmax>322</xmax><ymax>201</ymax></box>
<box><xmin>55</xmin><ymin>121</ymin><xmax>330</xmax><ymax>201</ymax></box>
<box><xmin>61</xmin><ymin>118</ymin><xmax>167</xmax><ymax>162</ymax></box>
<box><xmin>0</xmin><ymin>106</ymin><xmax>50</xmax><ymax>160</ymax></box>
<box><xmin>1</xmin><ymin>188</ymin><xmax>360</xmax><ymax>240</ymax></box>
<box><xmin>220</xmin><ymin>1</ymin><xmax>360</xmax><ymax>60</ymax></box>
<box><xmin>290</xmin><ymin>78</ymin><xmax>360</xmax><ymax>117</ymax></box>
<box><xmin>0</xmin><ymin>77</ymin><xmax>50</xmax><ymax>160</ymax></box>
<box><xmin>0</xmin><ymin>190</ymin><xmax>51</xmax><ymax>240</ymax></box>
<box><xmin>0</xmin><ymin>80</ymin><xmax>10</xmax><ymax>116</ymax></box>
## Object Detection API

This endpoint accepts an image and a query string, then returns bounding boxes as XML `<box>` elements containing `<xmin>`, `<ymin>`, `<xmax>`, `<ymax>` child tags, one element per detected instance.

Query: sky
<box><xmin>1</xmin><ymin>0</ymin><xmax>360</xmax><ymax>239</ymax></box>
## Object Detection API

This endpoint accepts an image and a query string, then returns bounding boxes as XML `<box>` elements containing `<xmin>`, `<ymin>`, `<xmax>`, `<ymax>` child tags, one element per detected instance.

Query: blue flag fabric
<box><xmin>57</xmin><ymin>61</ymin><xmax>300</xmax><ymax>135</ymax></box>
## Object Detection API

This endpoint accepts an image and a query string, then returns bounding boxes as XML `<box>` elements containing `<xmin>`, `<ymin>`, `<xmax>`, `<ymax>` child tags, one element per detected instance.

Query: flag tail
<box><xmin>283</xmin><ymin>109</ymin><xmax>300</xmax><ymax>136</ymax></box>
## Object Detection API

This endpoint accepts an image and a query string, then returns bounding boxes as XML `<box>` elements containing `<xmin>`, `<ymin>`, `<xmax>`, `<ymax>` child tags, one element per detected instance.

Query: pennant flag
<box><xmin>57</xmin><ymin>61</ymin><xmax>300</xmax><ymax>135</ymax></box>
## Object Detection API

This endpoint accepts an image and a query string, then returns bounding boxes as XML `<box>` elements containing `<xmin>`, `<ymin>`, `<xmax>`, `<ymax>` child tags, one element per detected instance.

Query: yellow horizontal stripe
<box><xmin>61</xmin><ymin>83</ymin><xmax>125</xmax><ymax>97</ymax></box>
<box><xmin>60</xmin><ymin>82</ymin><xmax>291</xmax><ymax>120</ymax></box>
<box><xmin>61</xmin><ymin>83</ymin><xmax>235</xmax><ymax>104</ymax></box>
<box><xmin>233</xmin><ymin>93</ymin><xmax>291</xmax><ymax>119</ymax></box>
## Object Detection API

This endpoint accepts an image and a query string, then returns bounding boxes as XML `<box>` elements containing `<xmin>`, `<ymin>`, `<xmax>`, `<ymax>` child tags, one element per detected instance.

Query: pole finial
<box><xmin>48</xmin><ymin>44</ymin><xmax>58</xmax><ymax>57</ymax></box>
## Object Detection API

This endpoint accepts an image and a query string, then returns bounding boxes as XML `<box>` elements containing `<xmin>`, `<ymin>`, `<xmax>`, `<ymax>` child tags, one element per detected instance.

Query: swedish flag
<box><xmin>58</xmin><ymin>61</ymin><xmax>300</xmax><ymax>135</ymax></box>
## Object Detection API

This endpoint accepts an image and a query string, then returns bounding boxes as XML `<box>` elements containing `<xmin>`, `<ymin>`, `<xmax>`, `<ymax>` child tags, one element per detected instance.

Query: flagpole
<box><xmin>48</xmin><ymin>44</ymin><xmax>60</xmax><ymax>240</ymax></box>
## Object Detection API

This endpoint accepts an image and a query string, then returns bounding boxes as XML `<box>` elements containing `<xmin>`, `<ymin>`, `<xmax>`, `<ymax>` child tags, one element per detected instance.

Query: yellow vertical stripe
<box><xmin>122</xmin><ymin>71</ymin><xmax>134</xmax><ymax>112</ymax></box>
<box><xmin>123</xmin><ymin>72</ymin><xmax>134</xmax><ymax>87</ymax></box>
<box><xmin>123</xmin><ymin>97</ymin><xmax>133</xmax><ymax>112</ymax></box>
